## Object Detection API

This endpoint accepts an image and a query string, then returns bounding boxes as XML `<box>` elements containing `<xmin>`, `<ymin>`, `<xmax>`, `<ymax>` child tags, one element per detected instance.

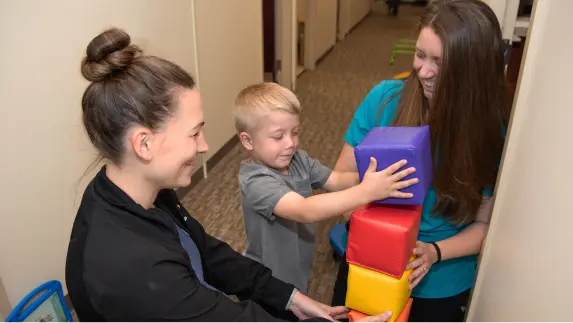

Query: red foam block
<box><xmin>346</xmin><ymin>204</ymin><xmax>422</xmax><ymax>278</ymax></box>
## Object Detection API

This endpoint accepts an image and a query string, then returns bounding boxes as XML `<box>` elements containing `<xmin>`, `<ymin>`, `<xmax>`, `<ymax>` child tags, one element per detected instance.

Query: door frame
<box><xmin>303</xmin><ymin>0</ymin><xmax>317</xmax><ymax>70</ymax></box>
<box><xmin>276</xmin><ymin>0</ymin><xmax>298</xmax><ymax>90</ymax></box>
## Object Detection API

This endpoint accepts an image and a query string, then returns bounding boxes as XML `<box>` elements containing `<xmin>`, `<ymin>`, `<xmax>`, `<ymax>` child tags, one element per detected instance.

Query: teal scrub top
<box><xmin>344</xmin><ymin>80</ymin><xmax>494</xmax><ymax>299</ymax></box>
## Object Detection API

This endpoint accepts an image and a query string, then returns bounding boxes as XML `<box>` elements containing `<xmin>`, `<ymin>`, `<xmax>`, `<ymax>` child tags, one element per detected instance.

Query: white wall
<box><xmin>348</xmin><ymin>0</ymin><xmax>372</xmax><ymax>32</ymax></box>
<box><xmin>483</xmin><ymin>0</ymin><xmax>522</xmax><ymax>40</ymax></box>
<box><xmin>483</xmin><ymin>0</ymin><xmax>510</xmax><ymax>26</ymax></box>
<box><xmin>315</xmin><ymin>0</ymin><xmax>338</xmax><ymax>61</ymax></box>
<box><xmin>193</xmin><ymin>0</ymin><xmax>263</xmax><ymax>160</ymax></box>
<box><xmin>277</xmin><ymin>0</ymin><xmax>298</xmax><ymax>90</ymax></box>
<box><xmin>467</xmin><ymin>0</ymin><xmax>573</xmax><ymax>321</ymax></box>
<box><xmin>338</xmin><ymin>0</ymin><xmax>372</xmax><ymax>40</ymax></box>
<box><xmin>0</xmin><ymin>0</ymin><xmax>263</xmax><ymax>306</ymax></box>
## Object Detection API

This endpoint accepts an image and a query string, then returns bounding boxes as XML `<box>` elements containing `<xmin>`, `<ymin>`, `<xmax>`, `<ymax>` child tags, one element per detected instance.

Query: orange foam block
<box><xmin>348</xmin><ymin>298</ymin><xmax>413</xmax><ymax>322</ymax></box>
<box><xmin>346</xmin><ymin>204</ymin><xmax>422</xmax><ymax>278</ymax></box>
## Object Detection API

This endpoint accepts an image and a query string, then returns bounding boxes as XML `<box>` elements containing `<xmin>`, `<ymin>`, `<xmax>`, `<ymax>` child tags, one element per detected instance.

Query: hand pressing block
<box><xmin>345</xmin><ymin>263</ymin><xmax>413</xmax><ymax>322</ymax></box>
<box><xmin>348</xmin><ymin>298</ymin><xmax>413</xmax><ymax>322</ymax></box>
<box><xmin>354</xmin><ymin>126</ymin><xmax>432</xmax><ymax>205</ymax></box>
<box><xmin>347</xmin><ymin>204</ymin><xmax>422</xmax><ymax>278</ymax></box>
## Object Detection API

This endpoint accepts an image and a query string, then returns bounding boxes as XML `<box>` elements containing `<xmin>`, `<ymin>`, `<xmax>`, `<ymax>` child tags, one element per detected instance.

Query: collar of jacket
<box><xmin>91</xmin><ymin>165</ymin><xmax>186</xmax><ymax>233</ymax></box>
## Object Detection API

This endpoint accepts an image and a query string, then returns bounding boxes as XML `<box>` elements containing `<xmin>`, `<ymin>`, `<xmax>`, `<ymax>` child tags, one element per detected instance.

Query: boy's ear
<box><xmin>239</xmin><ymin>132</ymin><xmax>254</xmax><ymax>151</ymax></box>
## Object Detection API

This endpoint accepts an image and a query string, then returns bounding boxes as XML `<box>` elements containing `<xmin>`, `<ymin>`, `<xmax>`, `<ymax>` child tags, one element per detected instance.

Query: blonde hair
<box><xmin>233</xmin><ymin>82</ymin><xmax>301</xmax><ymax>133</ymax></box>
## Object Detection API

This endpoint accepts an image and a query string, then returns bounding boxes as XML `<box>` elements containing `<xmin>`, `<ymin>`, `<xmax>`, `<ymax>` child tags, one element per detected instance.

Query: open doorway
<box><xmin>262</xmin><ymin>0</ymin><xmax>320</xmax><ymax>90</ymax></box>
<box><xmin>262</xmin><ymin>0</ymin><xmax>276</xmax><ymax>82</ymax></box>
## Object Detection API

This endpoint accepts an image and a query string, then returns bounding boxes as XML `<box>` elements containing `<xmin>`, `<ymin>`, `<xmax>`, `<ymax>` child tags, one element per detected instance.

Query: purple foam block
<box><xmin>354</xmin><ymin>125</ymin><xmax>433</xmax><ymax>205</ymax></box>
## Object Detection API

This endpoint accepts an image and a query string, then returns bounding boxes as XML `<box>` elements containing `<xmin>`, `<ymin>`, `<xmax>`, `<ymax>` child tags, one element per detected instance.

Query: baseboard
<box><xmin>337</xmin><ymin>9</ymin><xmax>373</xmax><ymax>42</ymax></box>
<box><xmin>176</xmin><ymin>135</ymin><xmax>240</xmax><ymax>199</ymax></box>
<box><xmin>348</xmin><ymin>9</ymin><xmax>372</xmax><ymax>35</ymax></box>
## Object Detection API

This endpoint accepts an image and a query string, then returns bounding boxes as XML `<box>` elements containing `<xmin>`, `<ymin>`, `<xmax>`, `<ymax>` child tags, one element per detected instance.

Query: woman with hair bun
<box><xmin>65</xmin><ymin>28</ymin><xmax>391</xmax><ymax>322</ymax></box>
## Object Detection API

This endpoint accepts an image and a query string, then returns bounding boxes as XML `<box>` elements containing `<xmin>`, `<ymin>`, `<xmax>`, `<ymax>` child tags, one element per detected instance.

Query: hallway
<box><xmin>180</xmin><ymin>3</ymin><xmax>426</xmax><ymax>304</ymax></box>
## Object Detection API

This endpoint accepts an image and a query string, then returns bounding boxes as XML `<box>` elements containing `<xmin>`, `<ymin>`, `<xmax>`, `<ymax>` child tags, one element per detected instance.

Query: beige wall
<box><xmin>483</xmin><ymin>0</ymin><xmax>510</xmax><ymax>27</ymax></box>
<box><xmin>298</xmin><ymin>0</ymin><xmax>309</xmax><ymax>22</ymax></box>
<box><xmin>315</xmin><ymin>0</ymin><xmax>338</xmax><ymax>61</ymax></box>
<box><xmin>194</xmin><ymin>0</ymin><xmax>263</xmax><ymax>160</ymax></box>
<box><xmin>276</xmin><ymin>0</ymin><xmax>298</xmax><ymax>90</ymax></box>
<box><xmin>0</xmin><ymin>0</ymin><xmax>262</xmax><ymax>306</ymax></box>
<box><xmin>483</xmin><ymin>0</ymin><xmax>522</xmax><ymax>40</ymax></box>
<box><xmin>338</xmin><ymin>0</ymin><xmax>372</xmax><ymax>40</ymax></box>
<box><xmin>467</xmin><ymin>0</ymin><xmax>573</xmax><ymax>321</ymax></box>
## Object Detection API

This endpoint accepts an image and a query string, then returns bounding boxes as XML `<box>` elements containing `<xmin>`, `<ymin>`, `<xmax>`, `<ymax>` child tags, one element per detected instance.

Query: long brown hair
<box><xmin>392</xmin><ymin>0</ymin><xmax>510</xmax><ymax>224</ymax></box>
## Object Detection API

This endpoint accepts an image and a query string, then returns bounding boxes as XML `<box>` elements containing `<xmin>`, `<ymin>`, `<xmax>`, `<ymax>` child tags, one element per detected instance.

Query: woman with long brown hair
<box><xmin>330</xmin><ymin>0</ymin><xmax>510</xmax><ymax>321</ymax></box>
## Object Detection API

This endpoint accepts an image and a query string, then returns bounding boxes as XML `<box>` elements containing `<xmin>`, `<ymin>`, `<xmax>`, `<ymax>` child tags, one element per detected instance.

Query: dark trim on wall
<box><xmin>176</xmin><ymin>135</ymin><xmax>240</xmax><ymax>199</ymax></box>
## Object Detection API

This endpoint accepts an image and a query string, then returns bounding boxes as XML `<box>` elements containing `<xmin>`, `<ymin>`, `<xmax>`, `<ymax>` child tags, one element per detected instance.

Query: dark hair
<box><xmin>390</xmin><ymin>0</ymin><xmax>510</xmax><ymax>224</ymax></box>
<box><xmin>81</xmin><ymin>27</ymin><xmax>196</xmax><ymax>163</ymax></box>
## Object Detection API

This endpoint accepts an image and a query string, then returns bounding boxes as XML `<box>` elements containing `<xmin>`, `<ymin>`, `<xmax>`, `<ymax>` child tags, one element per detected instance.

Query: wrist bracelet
<box><xmin>429</xmin><ymin>241</ymin><xmax>442</xmax><ymax>264</ymax></box>
<box><xmin>285</xmin><ymin>288</ymin><xmax>298</xmax><ymax>310</ymax></box>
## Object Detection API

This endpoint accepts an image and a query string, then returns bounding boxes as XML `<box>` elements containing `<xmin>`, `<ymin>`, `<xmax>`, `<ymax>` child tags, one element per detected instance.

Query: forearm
<box><xmin>435</xmin><ymin>221</ymin><xmax>489</xmax><ymax>261</ymax></box>
<box><xmin>297</xmin><ymin>185</ymin><xmax>369</xmax><ymax>223</ymax></box>
<box><xmin>323</xmin><ymin>171</ymin><xmax>359</xmax><ymax>192</ymax></box>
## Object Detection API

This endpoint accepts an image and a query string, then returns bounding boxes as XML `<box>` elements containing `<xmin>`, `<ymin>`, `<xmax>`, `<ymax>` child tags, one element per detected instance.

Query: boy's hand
<box><xmin>360</xmin><ymin>157</ymin><xmax>418</xmax><ymax>202</ymax></box>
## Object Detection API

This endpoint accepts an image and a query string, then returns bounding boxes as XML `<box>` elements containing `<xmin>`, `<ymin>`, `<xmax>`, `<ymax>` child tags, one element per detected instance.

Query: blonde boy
<box><xmin>233</xmin><ymin>82</ymin><xmax>417</xmax><ymax>293</ymax></box>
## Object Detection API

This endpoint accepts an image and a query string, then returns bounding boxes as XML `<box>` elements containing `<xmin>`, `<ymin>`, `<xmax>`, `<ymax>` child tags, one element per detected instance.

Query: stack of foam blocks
<box><xmin>345</xmin><ymin>126</ymin><xmax>433</xmax><ymax>322</ymax></box>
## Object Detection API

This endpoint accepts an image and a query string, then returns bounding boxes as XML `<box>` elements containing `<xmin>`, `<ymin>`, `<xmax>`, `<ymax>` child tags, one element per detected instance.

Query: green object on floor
<box><xmin>390</xmin><ymin>38</ymin><xmax>416</xmax><ymax>65</ymax></box>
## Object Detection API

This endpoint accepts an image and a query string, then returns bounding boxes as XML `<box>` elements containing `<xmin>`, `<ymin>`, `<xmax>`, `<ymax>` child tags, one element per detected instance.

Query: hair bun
<box><xmin>81</xmin><ymin>27</ymin><xmax>141</xmax><ymax>82</ymax></box>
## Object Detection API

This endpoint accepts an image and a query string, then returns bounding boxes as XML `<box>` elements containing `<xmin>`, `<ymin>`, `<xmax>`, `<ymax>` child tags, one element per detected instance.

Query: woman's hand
<box><xmin>406</xmin><ymin>241</ymin><xmax>438</xmax><ymax>289</ymax></box>
<box><xmin>289</xmin><ymin>291</ymin><xmax>349</xmax><ymax>321</ymax></box>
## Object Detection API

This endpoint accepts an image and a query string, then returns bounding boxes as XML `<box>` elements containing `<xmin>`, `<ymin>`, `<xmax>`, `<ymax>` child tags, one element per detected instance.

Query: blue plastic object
<box><xmin>6</xmin><ymin>280</ymin><xmax>73</xmax><ymax>322</ymax></box>
<box><xmin>329</xmin><ymin>223</ymin><xmax>348</xmax><ymax>257</ymax></box>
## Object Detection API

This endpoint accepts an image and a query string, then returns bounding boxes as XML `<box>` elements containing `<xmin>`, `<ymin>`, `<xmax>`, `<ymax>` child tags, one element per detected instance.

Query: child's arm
<box><xmin>305</xmin><ymin>149</ymin><xmax>359</xmax><ymax>192</ymax></box>
<box><xmin>274</xmin><ymin>185</ymin><xmax>370</xmax><ymax>223</ymax></box>
<box><xmin>321</xmin><ymin>171</ymin><xmax>360</xmax><ymax>192</ymax></box>
<box><xmin>274</xmin><ymin>158</ymin><xmax>418</xmax><ymax>223</ymax></box>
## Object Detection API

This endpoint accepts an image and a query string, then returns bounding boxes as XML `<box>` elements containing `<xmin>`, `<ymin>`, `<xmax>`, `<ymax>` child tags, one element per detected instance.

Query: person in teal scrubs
<box><xmin>330</xmin><ymin>1</ymin><xmax>510</xmax><ymax>321</ymax></box>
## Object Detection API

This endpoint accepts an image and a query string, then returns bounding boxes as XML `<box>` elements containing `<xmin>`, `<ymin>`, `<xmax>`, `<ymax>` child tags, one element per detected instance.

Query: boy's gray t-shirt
<box><xmin>239</xmin><ymin>150</ymin><xmax>332</xmax><ymax>293</ymax></box>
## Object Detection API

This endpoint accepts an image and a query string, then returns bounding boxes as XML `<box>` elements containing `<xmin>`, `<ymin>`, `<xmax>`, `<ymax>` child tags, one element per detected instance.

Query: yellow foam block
<box><xmin>345</xmin><ymin>263</ymin><xmax>412</xmax><ymax>322</ymax></box>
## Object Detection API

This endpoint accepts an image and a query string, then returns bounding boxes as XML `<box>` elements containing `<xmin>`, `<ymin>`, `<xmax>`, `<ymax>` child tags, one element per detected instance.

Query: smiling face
<box><xmin>130</xmin><ymin>88</ymin><xmax>209</xmax><ymax>189</ymax></box>
<box><xmin>155</xmin><ymin>89</ymin><xmax>209</xmax><ymax>187</ymax></box>
<box><xmin>239</xmin><ymin>110</ymin><xmax>300</xmax><ymax>172</ymax></box>
<box><xmin>413</xmin><ymin>27</ymin><xmax>443</xmax><ymax>101</ymax></box>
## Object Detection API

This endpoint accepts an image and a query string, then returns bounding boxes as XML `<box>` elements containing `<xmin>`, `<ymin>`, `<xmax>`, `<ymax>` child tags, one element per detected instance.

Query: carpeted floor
<box><xmin>181</xmin><ymin>2</ymin><xmax>425</xmax><ymax>305</ymax></box>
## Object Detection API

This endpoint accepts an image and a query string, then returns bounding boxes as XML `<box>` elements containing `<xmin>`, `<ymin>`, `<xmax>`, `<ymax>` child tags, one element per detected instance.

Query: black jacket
<box><xmin>65</xmin><ymin>167</ymin><xmax>327</xmax><ymax>321</ymax></box>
